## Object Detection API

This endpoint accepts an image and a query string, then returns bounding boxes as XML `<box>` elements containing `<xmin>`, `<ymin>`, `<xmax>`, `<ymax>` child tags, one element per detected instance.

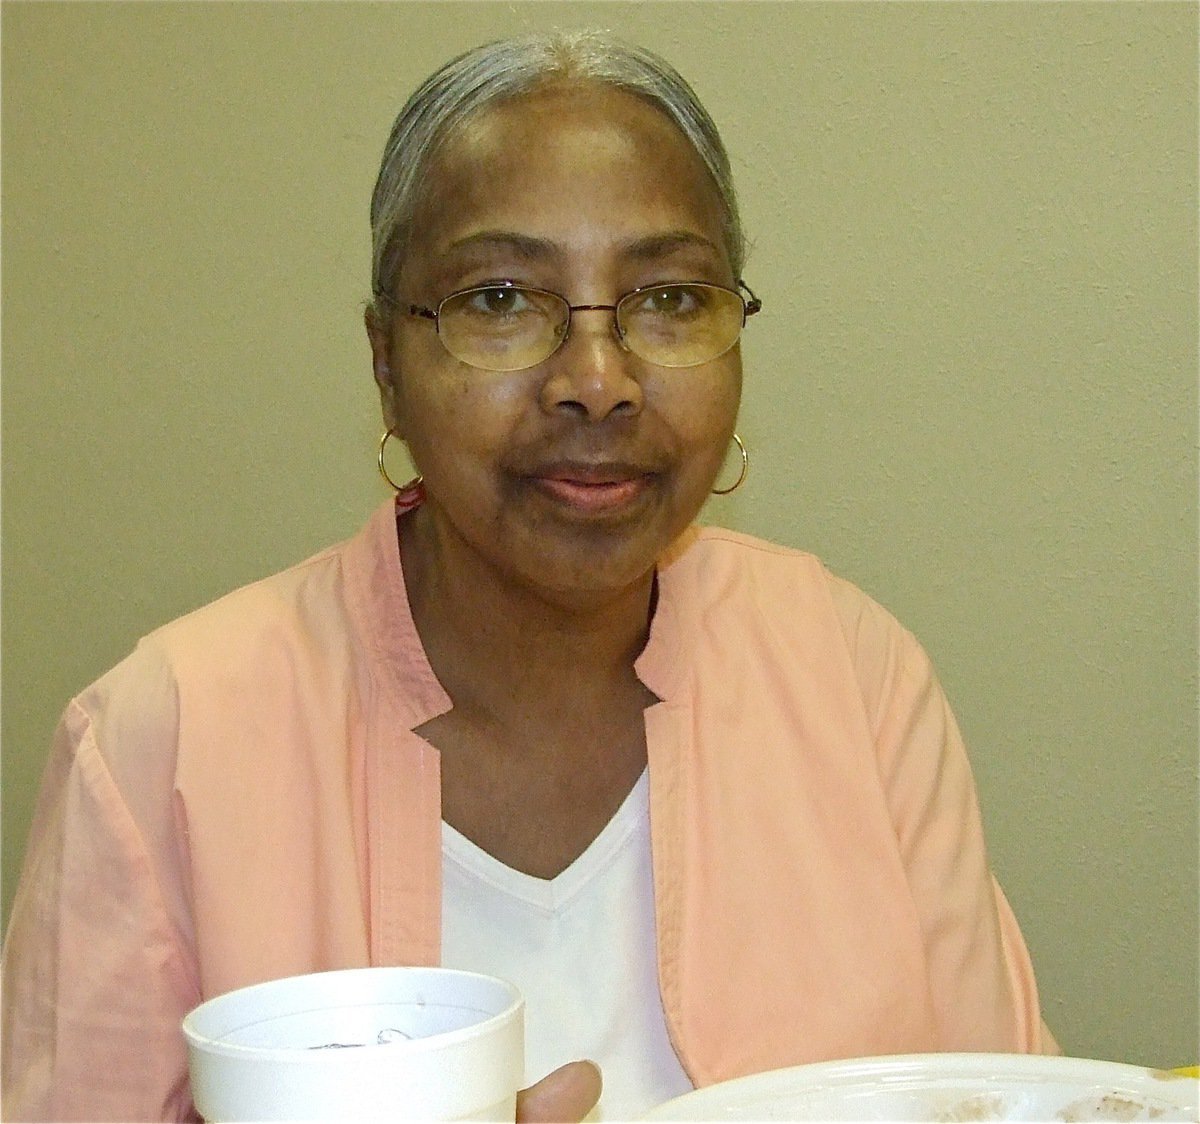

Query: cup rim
<box><xmin>182</xmin><ymin>966</ymin><xmax>523</xmax><ymax>1061</ymax></box>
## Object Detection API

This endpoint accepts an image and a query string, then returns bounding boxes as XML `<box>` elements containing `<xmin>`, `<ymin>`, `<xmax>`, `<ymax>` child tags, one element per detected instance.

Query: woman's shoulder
<box><xmin>648</xmin><ymin>526</ymin><xmax>945</xmax><ymax>771</ymax></box>
<box><xmin>67</xmin><ymin>535</ymin><xmax>355</xmax><ymax>726</ymax></box>
<box><xmin>140</xmin><ymin>502</ymin><xmax>398</xmax><ymax>668</ymax></box>
<box><xmin>145</xmin><ymin>537</ymin><xmax>352</xmax><ymax>654</ymax></box>
<box><xmin>66</xmin><ymin>516</ymin><xmax>394</xmax><ymax>741</ymax></box>
<box><xmin>658</xmin><ymin>523</ymin><xmax>827</xmax><ymax>594</ymax></box>
<box><xmin>656</xmin><ymin>523</ymin><xmax>923</xmax><ymax>678</ymax></box>
<box><xmin>663</xmin><ymin>525</ymin><xmax>896</xmax><ymax>621</ymax></box>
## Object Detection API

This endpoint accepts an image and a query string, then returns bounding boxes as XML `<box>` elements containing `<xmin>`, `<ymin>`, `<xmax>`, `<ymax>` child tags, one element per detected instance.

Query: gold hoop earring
<box><xmin>711</xmin><ymin>432</ymin><xmax>748</xmax><ymax>495</ymax></box>
<box><xmin>378</xmin><ymin>429</ymin><xmax>423</xmax><ymax>493</ymax></box>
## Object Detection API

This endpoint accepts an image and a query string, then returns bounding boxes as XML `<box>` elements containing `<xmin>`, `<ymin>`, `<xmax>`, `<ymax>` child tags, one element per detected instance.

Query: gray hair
<box><xmin>368</xmin><ymin>30</ymin><xmax>745</xmax><ymax>319</ymax></box>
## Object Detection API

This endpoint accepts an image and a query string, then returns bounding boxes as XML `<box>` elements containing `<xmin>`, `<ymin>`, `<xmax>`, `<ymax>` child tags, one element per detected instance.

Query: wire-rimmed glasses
<box><xmin>375</xmin><ymin>280</ymin><xmax>761</xmax><ymax>372</ymax></box>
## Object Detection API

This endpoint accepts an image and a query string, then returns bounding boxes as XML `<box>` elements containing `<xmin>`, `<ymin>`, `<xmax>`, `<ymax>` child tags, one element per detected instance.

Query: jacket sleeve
<box><xmin>2</xmin><ymin>650</ymin><xmax>202</xmax><ymax>1122</ymax></box>
<box><xmin>827</xmin><ymin>574</ymin><xmax>1059</xmax><ymax>1055</ymax></box>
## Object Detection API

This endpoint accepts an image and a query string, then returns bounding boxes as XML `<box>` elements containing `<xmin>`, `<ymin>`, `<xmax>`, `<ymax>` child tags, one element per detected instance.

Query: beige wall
<box><xmin>3</xmin><ymin>1</ymin><xmax>1196</xmax><ymax>1069</ymax></box>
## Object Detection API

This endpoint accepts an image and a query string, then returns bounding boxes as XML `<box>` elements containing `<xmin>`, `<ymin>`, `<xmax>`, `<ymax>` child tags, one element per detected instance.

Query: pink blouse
<box><xmin>2</xmin><ymin>499</ymin><xmax>1054</xmax><ymax>1121</ymax></box>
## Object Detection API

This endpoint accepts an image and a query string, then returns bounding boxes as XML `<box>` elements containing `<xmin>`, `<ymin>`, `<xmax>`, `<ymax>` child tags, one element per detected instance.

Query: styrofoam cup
<box><xmin>182</xmin><ymin>967</ymin><xmax>524</xmax><ymax>1121</ymax></box>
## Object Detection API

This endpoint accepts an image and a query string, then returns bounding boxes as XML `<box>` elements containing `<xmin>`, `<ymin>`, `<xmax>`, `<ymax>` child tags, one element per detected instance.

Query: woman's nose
<box><xmin>538</xmin><ymin>309</ymin><xmax>644</xmax><ymax>421</ymax></box>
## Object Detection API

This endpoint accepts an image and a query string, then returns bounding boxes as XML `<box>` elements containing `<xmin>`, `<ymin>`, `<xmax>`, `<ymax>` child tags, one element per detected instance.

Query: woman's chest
<box><xmin>421</xmin><ymin>701</ymin><xmax>650</xmax><ymax>880</ymax></box>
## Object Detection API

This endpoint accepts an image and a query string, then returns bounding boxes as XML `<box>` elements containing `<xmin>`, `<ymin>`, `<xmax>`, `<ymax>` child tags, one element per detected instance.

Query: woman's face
<box><xmin>368</xmin><ymin>82</ymin><xmax>743</xmax><ymax>606</ymax></box>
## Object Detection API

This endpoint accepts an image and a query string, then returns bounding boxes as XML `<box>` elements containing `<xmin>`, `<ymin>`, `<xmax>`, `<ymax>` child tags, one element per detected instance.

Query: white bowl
<box><xmin>182</xmin><ymin>967</ymin><xmax>524</xmax><ymax>1121</ymax></box>
<box><xmin>642</xmin><ymin>1053</ymin><xmax>1199</xmax><ymax>1121</ymax></box>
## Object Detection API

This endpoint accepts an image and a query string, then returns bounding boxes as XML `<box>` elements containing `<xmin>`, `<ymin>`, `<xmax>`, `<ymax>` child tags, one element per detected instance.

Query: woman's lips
<box><xmin>536</xmin><ymin>476</ymin><xmax>649</xmax><ymax>512</ymax></box>
<box><xmin>527</xmin><ymin>463</ymin><xmax>656</xmax><ymax>514</ymax></box>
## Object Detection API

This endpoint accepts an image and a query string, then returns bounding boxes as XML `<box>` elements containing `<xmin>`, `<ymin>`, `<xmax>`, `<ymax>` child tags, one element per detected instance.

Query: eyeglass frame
<box><xmin>372</xmin><ymin>279</ymin><xmax>762</xmax><ymax>371</ymax></box>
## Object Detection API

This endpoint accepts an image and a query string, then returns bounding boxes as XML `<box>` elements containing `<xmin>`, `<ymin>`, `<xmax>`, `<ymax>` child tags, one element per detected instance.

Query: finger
<box><xmin>515</xmin><ymin>1059</ymin><xmax>603</xmax><ymax>1123</ymax></box>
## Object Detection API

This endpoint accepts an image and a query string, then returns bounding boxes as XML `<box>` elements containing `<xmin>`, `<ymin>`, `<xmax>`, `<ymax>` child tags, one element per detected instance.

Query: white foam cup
<box><xmin>182</xmin><ymin>967</ymin><xmax>525</xmax><ymax>1121</ymax></box>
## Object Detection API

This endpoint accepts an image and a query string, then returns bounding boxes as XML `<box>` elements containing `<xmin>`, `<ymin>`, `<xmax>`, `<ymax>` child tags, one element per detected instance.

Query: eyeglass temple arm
<box><xmin>738</xmin><ymin>280</ymin><xmax>763</xmax><ymax>317</ymax></box>
<box><xmin>373</xmin><ymin>288</ymin><xmax>438</xmax><ymax>321</ymax></box>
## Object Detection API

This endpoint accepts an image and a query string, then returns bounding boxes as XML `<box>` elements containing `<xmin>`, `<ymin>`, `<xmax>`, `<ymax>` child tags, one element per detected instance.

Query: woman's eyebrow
<box><xmin>442</xmin><ymin>230</ymin><xmax>720</xmax><ymax>263</ymax></box>
<box><xmin>443</xmin><ymin>231</ymin><xmax>558</xmax><ymax>261</ymax></box>
<box><xmin>622</xmin><ymin>231</ymin><xmax>721</xmax><ymax>262</ymax></box>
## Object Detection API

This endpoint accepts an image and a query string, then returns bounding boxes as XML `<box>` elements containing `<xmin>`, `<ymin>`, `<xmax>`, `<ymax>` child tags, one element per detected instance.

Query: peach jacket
<box><xmin>2</xmin><ymin>498</ymin><xmax>1053</xmax><ymax>1121</ymax></box>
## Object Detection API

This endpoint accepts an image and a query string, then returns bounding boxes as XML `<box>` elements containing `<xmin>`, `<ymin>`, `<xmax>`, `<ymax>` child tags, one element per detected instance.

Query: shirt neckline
<box><xmin>441</xmin><ymin>769</ymin><xmax>650</xmax><ymax>913</ymax></box>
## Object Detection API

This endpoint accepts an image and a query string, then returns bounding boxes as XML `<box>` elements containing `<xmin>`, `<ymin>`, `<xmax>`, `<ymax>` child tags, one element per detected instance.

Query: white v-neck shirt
<box><xmin>440</xmin><ymin>770</ymin><xmax>694</xmax><ymax>1121</ymax></box>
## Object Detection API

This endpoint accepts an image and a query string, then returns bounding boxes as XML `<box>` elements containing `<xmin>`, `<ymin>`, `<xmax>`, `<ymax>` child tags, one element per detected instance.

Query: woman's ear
<box><xmin>365</xmin><ymin>306</ymin><xmax>402</xmax><ymax>434</ymax></box>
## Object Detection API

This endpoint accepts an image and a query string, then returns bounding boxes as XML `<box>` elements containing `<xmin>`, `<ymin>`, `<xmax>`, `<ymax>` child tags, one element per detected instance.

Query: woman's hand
<box><xmin>516</xmin><ymin>1060</ymin><xmax>603</xmax><ymax>1122</ymax></box>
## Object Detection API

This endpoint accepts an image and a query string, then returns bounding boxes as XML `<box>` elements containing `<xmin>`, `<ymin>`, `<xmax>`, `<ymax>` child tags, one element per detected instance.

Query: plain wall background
<box><xmin>3</xmin><ymin>1</ymin><xmax>1196</xmax><ymax>1070</ymax></box>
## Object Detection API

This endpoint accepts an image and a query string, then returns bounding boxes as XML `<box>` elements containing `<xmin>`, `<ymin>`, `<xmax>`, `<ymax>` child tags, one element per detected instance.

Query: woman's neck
<box><xmin>398</xmin><ymin>505</ymin><xmax>656</xmax><ymax>717</ymax></box>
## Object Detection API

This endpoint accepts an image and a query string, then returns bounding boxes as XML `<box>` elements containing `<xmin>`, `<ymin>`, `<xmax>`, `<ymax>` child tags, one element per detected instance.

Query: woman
<box><xmin>1</xmin><ymin>31</ymin><xmax>1055</xmax><ymax>1122</ymax></box>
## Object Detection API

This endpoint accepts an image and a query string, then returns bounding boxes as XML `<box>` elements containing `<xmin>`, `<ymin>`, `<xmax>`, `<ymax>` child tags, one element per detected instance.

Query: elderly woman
<box><xmin>2</xmin><ymin>31</ymin><xmax>1055</xmax><ymax>1123</ymax></box>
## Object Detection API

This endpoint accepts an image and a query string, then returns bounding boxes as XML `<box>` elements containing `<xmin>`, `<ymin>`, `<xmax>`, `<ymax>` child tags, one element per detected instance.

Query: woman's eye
<box><xmin>467</xmin><ymin>287</ymin><xmax>531</xmax><ymax>316</ymax></box>
<box><xmin>640</xmin><ymin>285</ymin><xmax>704</xmax><ymax>317</ymax></box>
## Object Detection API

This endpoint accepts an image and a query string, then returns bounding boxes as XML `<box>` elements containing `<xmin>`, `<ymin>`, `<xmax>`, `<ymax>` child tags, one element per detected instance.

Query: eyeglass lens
<box><xmin>435</xmin><ymin>283</ymin><xmax>748</xmax><ymax>372</ymax></box>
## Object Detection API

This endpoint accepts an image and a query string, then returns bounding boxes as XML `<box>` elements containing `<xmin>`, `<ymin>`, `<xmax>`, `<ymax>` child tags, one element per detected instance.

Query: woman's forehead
<box><xmin>447</xmin><ymin>82</ymin><xmax>674</xmax><ymax>159</ymax></box>
<box><xmin>405</xmin><ymin>83</ymin><xmax>728</xmax><ymax>275</ymax></box>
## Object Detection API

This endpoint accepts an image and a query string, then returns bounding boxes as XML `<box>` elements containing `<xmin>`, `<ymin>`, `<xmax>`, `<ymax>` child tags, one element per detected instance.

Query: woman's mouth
<box><xmin>528</xmin><ymin>463</ymin><xmax>656</xmax><ymax>515</ymax></box>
